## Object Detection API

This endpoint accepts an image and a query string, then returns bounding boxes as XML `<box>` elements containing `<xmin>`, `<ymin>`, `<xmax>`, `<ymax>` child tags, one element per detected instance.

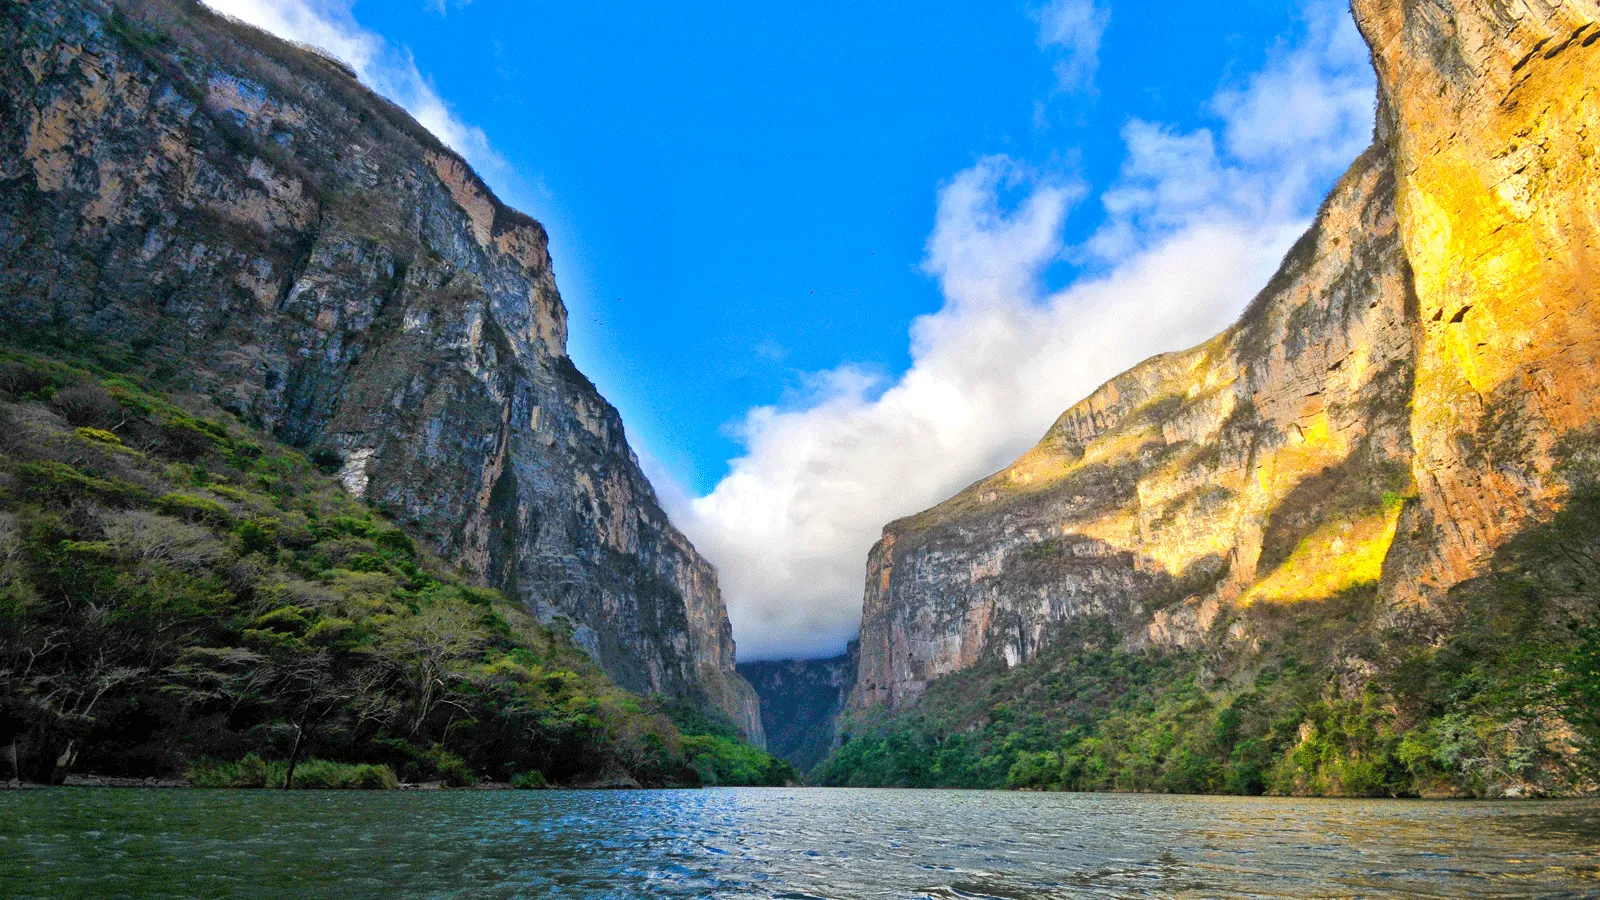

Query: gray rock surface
<box><xmin>0</xmin><ymin>0</ymin><xmax>762</xmax><ymax>742</ymax></box>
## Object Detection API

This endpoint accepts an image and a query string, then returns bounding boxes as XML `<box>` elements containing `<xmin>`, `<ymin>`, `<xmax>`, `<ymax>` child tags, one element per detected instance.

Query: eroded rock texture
<box><xmin>0</xmin><ymin>0</ymin><xmax>761</xmax><ymax>741</ymax></box>
<box><xmin>1354</xmin><ymin>0</ymin><xmax>1600</xmax><ymax>600</ymax></box>
<box><xmin>853</xmin><ymin>0</ymin><xmax>1598</xmax><ymax>712</ymax></box>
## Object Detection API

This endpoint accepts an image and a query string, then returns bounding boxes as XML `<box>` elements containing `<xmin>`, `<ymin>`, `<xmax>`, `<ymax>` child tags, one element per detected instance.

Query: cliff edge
<box><xmin>853</xmin><ymin>0</ymin><xmax>1599</xmax><ymax>715</ymax></box>
<box><xmin>0</xmin><ymin>0</ymin><xmax>762</xmax><ymax>742</ymax></box>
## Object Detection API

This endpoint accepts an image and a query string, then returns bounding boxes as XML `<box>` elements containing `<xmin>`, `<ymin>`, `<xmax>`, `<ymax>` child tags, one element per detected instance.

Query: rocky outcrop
<box><xmin>853</xmin><ymin>0</ymin><xmax>1598</xmax><ymax>712</ymax></box>
<box><xmin>0</xmin><ymin>0</ymin><xmax>762</xmax><ymax>741</ymax></box>
<box><xmin>738</xmin><ymin>643</ymin><xmax>857</xmax><ymax>774</ymax></box>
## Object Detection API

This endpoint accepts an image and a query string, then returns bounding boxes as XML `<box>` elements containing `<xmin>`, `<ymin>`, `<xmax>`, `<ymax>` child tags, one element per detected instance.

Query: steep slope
<box><xmin>837</xmin><ymin>0</ymin><xmax>1599</xmax><ymax>795</ymax></box>
<box><xmin>1352</xmin><ymin>0</ymin><xmax>1600</xmax><ymax>602</ymax></box>
<box><xmin>855</xmin><ymin>143</ymin><xmax>1417</xmax><ymax>710</ymax></box>
<box><xmin>738</xmin><ymin>644</ymin><xmax>857</xmax><ymax>775</ymax></box>
<box><xmin>0</xmin><ymin>350</ymin><xmax>787</xmax><ymax>786</ymax></box>
<box><xmin>0</xmin><ymin>0</ymin><xmax>761</xmax><ymax>741</ymax></box>
<box><xmin>853</xmin><ymin>0</ymin><xmax>1598</xmax><ymax>714</ymax></box>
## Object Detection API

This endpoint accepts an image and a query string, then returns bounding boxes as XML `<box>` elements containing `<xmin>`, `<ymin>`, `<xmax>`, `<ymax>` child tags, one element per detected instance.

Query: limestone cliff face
<box><xmin>853</xmin><ymin>0</ymin><xmax>1599</xmax><ymax>712</ymax></box>
<box><xmin>0</xmin><ymin>0</ymin><xmax>762</xmax><ymax>741</ymax></box>
<box><xmin>856</xmin><ymin>146</ymin><xmax>1417</xmax><ymax>709</ymax></box>
<box><xmin>1352</xmin><ymin>0</ymin><xmax>1600</xmax><ymax>601</ymax></box>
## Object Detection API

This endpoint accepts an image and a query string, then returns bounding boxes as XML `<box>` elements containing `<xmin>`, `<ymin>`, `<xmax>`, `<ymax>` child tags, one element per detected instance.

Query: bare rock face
<box><xmin>855</xmin><ymin>147</ymin><xmax>1416</xmax><ymax>710</ymax></box>
<box><xmin>0</xmin><ymin>0</ymin><xmax>762</xmax><ymax>742</ymax></box>
<box><xmin>1352</xmin><ymin>0</ymin><xmax>1600</xmax><ymax>601</ymax></box>
<box><xmin>853</xmin><ymin>0</ymin><xmax>1599</xmax><ymax>712</ymax></box>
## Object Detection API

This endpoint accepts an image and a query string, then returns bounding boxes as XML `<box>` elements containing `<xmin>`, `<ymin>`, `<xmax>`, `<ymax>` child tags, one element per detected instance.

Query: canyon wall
<box><xmin>739</xmin><ymin>644</ymin><xmax>857</xmax><ymax>774</ymax></box>
<box><xmin>853</xmin><ymin>0</ymin><xmax>1598</xmax><ymax>712</ymax></box>
<box><xmin>0</xmin><ymin>0</ymin><xmax>762</xmax><ymax>741</ymax></box>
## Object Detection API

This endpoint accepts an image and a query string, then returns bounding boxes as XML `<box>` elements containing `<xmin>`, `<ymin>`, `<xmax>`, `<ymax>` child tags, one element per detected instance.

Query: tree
<box><xmin>381</xmin><ymin>601</ymin><xmax>485</xmax><ymax>737</ymax></box>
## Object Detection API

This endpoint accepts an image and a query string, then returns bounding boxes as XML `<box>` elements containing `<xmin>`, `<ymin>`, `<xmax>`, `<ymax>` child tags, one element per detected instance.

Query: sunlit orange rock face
<box><xmin>853</xmin><ymin>1</ymin><xmax>1599</xmax><ymax>711</ymax></box>
<box><xmin>1352</xmin><ymin>0</ymin><xmax>1600</xmax><ymax>600</ymax></box>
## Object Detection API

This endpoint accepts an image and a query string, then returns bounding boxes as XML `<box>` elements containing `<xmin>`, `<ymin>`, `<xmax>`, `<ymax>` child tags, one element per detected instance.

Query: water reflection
<box><xmin>2</xmin><ymin>788</ymin><xmax>1597</xmax><ymax>898</ymax></box>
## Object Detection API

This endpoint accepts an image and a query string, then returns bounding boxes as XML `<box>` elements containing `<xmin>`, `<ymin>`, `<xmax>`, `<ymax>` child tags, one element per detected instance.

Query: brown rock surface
<box><xmin>853</xmin><ymin>0</ymin><xmax>1598</xmax><ymax>712</ymax></box>
<box><xmin>0</xmin><ymin>0</ymin><xmax>762</xmax><ymax>741</ymax></box>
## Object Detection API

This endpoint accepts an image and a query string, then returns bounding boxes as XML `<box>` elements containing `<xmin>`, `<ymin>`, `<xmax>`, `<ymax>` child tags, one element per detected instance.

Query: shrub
<box><xmin>74</xmin><ymin>427</ymin><xmax>124</xmax><ymax>446</ymax></box>
<box><xmin>309</xmin><ymin>447</ymin><xmax>344</xmax><ymax>474</ymax></box>
<box><xmin>101</xmin><ymin>510</ymin><xmax>221</xmax><ymax>567</ymax></box>
<box><xmin>20</xmin><ymin>461</ymin><xmax>145</xmax><ymax>506</ymax></box>
<box><xmin>374</xmin><ymin>528</ymin><xmax>417</xmax><ymax>558</ymax></box>
<box><xmin>0</xmin><ymin>359</ymin><xmax>59</xmax><ymax>400</ymax></box>
<box><xmin>233</xmin><ymin>517</ymin><xmax>279</xmax><ymax>555</ymax></box>
<box><xmin>51</xmin><ymin>383</ymin><xmax>123</xmax><ymax>428</ymax></box>
<box><xmin>511</xmin><ymin>770</ymin><xmax>548</xmax><ymax>789</ymax></box>
<box><xmin>291</xmin><ymin>759</ymin><xmax>398</xmax><ymax>790</ymax></box>
<box><xmin>188</xmin><ymin>755</ymin><xmax>397</xmax><ymax>789</ymax></box>
<box><xmin>157</xmin><ymin>492</ymin><xmax>233</xmax><ymax>525</ymax></box>
<box><xmin>189</xmin><ymin>753</ymin><xmax>270</xmax><ymax>788</ymax></box>
<box><xmin>253</xmin><ymin>605</ymin><xmax>313</xmax><ymax>635</ymax></box>
<box><xmin>420</xmin><ymin>746</ymin><xmax>478</xmax><ymax>787</ymax></box>
<box><xmin>162</xmin><ymin>421</ymin><xmax>218</xmax><ymax>461</ymax></box>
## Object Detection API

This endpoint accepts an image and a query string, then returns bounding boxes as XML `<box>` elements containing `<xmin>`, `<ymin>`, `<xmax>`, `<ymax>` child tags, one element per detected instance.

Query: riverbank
<box><xmin>2</xmin><ymin>774</ymin><xmax>718</xmax><ymax>791</ymax></box>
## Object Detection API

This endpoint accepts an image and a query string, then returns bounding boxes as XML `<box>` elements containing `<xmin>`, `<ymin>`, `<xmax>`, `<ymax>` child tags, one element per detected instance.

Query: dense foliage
<box><xmin>0</xmin><ymin>349</ymin><xmax>786</xmax><ymax>788</ymax></box>
<box><xmin>820</xmin><ymin>472</ymin><xmax>1600</xmax><ymax>797</ymax></box>
<box><xmin>667</xmin><ymin>704</ymin><xmax>797</xmax><ymax>787</ymax></box>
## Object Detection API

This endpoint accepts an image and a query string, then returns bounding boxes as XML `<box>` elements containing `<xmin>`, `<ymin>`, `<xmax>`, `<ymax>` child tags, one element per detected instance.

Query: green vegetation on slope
<box><xmin>667</xmin><ymin>704</ymin><xmax>796</xmax><ymax>787</ymax></box>
<box><xmin>820</xmin><ymin>472</ymin><xmax>1600</xmax><ymax>797</ymax></box>
<box><xmin>738</xmin><ymin>654</ymin><xmax>855</xmax><ymax>777</ymax></box>
<box><xmin>0</xmin><ymin>348</ymin><xmax>786</xmax><ymax>788</ymax></box>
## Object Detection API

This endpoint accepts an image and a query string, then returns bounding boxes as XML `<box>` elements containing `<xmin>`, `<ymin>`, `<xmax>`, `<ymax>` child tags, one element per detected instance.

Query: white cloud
<box><xmin>1034</xmin><ymin>0</ymin><xmax>1110</xmax><ymax>93</ymax></box>
<box><xmin>199</xmin><ymin>0</ymin><xmax>514</xmax><ymax>192</ymax></box>
<box><xmin>676</xmin><ymin>1</ymin><xmax>1375</xmax><ymax>661</ymax></box>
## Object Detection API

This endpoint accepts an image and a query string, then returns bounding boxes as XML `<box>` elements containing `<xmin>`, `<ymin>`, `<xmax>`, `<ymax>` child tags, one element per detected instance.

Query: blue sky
<box><xmin>350</xmin><ymin>0</ymin><xmax>1322</xmax><ymax>490</ymax></box>
<box><xmin>210</xmin><ymin>0</ymin><xmax>1376</xmax><ymax>659</ymax></box>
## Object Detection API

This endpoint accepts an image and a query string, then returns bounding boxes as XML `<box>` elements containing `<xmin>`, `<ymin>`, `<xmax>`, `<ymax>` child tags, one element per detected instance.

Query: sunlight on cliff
<box><xmin>1243</xmin><ymin>495</ymin><xmax>1404</xmax><ymax>605</ymax></box>
<box><xmin>1255</xmin><ymin>411</ymin><xmax>1344</xmax><ymax>497</ymax></box>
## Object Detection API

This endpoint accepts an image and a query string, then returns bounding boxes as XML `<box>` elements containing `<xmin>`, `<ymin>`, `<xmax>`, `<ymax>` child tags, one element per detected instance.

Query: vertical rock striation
<box><xmin>853</xmin><ymin>0</ymin><xmax>1599</xmax><ymax>713</ymax></box>
<box><xmin>0</xmin><ymin>0</ymin><xmax>762</xmax><ymax>741</ymax></box>
<box><xmin>1352</xmin><ymin>0</ymin><xmax>1600</xmax><ymax>601</ymax></box>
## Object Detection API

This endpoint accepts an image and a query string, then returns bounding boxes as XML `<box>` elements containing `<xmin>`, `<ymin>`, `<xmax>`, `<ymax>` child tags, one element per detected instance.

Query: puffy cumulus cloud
<box><xmin>1034</xmin><ymin>0</ymin><xmax>1111</xmax><ymax>93</ymax></box>
<box><xmin>198</xmin><ymin>0</ymin><xmax>513</xmax><ymax>192</ymax></box>
<box><xmin>1090</xmin><ymin>6</ymin><xmax>1375</xmax><ymax>262</ymax></box>
<box><xmin>676</xmin><ymin>1</ymin><xmax>1375</xmax><ymax>662</ymax></box>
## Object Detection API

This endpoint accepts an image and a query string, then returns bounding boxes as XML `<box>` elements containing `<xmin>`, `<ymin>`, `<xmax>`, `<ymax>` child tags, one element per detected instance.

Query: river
<box><xmin>2</xmin><ymin>787</ymin><xmax>1597</xmax><ymax>898</ymax></box>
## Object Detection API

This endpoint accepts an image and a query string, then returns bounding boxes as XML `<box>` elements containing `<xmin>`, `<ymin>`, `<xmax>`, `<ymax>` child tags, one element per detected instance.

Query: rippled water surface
<box><xmin>3</xmin><ymin>788</ymin><xmax>1598</xmax><ymax>898</ymax></box>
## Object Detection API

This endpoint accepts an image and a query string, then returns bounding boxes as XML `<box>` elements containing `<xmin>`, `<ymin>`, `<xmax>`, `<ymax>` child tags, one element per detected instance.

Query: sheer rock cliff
<box><xmin>853</xmin><ymin>0</ymin><xmax>1598</xmax><ymax>712</ymax></box>
<box><xmin>0</xmin><ymin>0</ymin><xmax>762</xmax><ymax>742</ymax></box>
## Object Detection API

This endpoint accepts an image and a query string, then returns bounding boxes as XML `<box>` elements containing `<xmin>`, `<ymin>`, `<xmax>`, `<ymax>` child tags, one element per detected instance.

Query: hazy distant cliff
<box><xmin>853</xmin><ymin>0</ymin><xmax>1600</xmax><ymax>714</ymax></box>
<box><xmin>739</xmin><ymin>644</ymin><xmax>857</xmax><ymax>774</ymax></box>
<box><xmin>0</xmin><ymin>0</ymin><xmax>761</xmax><ymax>741</ymax></box>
